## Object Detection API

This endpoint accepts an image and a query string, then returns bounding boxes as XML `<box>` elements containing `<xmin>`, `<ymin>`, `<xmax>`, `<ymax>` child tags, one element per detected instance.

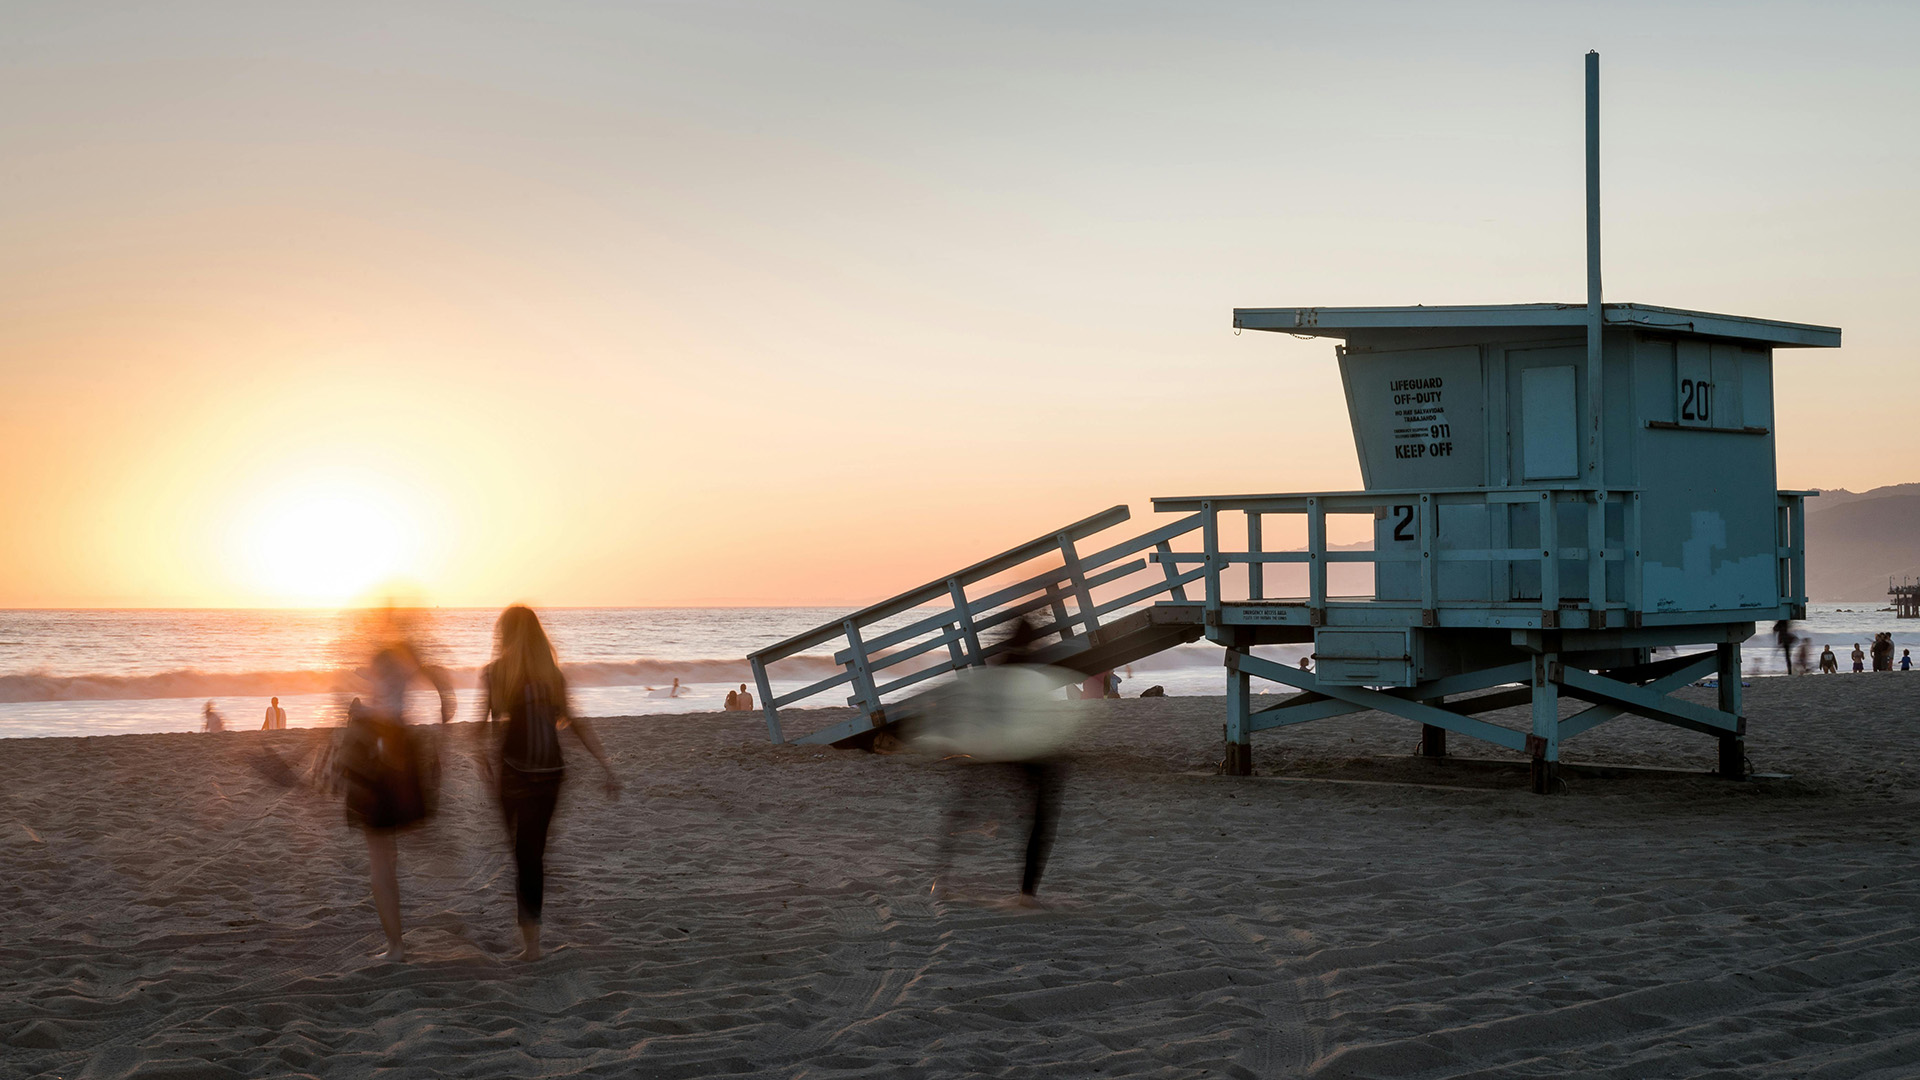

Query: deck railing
<box><xmin>1151</xmin><ymin>487</ymin><xmax>1643</xmax><ymax>627</ymax></box>
<box><xmin>1778</xmin><ymin>490</ymin><xmax>1811</xmax><ymax>617</ymax></box>
<box><xmin>746</xmin><ymin>505</ymin><xmax>1207</xmax><ymax>744</ymax></box>
<box><xmin>1153</xmin><ymin>486</ymin><xmax>1811</xmax><ymax>627</ymax></box>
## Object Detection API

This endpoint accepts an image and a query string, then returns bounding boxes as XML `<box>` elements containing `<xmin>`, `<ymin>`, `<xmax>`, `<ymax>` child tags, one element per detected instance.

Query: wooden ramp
<box><xmin>746</xmin><ymin>506</ymin><xmax>1208</xmax><ymax>747</ymax></box>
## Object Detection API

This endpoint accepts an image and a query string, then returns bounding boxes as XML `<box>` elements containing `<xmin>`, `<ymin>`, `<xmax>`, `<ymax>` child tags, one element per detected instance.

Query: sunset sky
<box><xmin>2</xmin><ymin>1</ymin><xmax>1914</xmax><ymax>608</ymax></box>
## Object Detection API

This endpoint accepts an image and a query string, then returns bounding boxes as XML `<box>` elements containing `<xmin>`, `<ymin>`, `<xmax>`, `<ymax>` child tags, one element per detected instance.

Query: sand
<box><xmin>3</xmin><ymin>674</ymin><xmax>1919</xmax><ymax>1079</ymax></box>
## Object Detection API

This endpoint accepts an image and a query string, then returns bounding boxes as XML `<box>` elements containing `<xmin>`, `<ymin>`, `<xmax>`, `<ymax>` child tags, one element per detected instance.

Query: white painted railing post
<box><xmin>1418</xmin><ymin>494</ymin><xmax>1437</xmax><ymax>621</ymax></box>
<box><xmin>1202</xmin><ymin>501</ymin><xmax>1221</xmax><ymax>618</ymax></box>
<box><xmin>1539</xmin><ymin>492</ymin><xmax>1560</xmax><ymax>620</ymax></box>
<box><xmin>1307</xmin><ymin>497</ymin><xmax>1326</xmax><ymax>623</ymax></box>
<box><xmin>841</xmin><ymin>618</ymin><xmax>885</xmax><ymax>725</ymax></box>
<box><xmin>1587</xmin><ymin>490</ymin><xmax>1608</xmax><ymax>623</ymax></box>
<box><xmin>1246</xmin><ymin>511</ymin><xmax>1264</xmax><ymax>601</ymax></box>
<box><xmin>1156</xmin><ymin>540</ymin><xmax>1190</xmax><ymax>601</ymax></box>
<box><xmin>946</xmin><ymin>577</ymin><xmax>984</xmax><ymax>665</ymax></box>
<box><xmin>1057</xmin><ymin>533</ymin><xmax>1101</xmax><ymax>643</ymax></box>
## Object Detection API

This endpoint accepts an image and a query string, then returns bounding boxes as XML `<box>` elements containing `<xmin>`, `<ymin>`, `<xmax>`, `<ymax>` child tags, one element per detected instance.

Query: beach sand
<box><xmin>3</xmin><ymin>674</ymin><xmax>1918</xmax><ymax>1078</ymax></box>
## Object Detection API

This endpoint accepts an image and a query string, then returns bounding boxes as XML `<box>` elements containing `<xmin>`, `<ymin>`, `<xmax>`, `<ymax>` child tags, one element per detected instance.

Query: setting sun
<box><xmin>226</xmin><ymin>473</ymin><xmax>424</xmax><ymax>606</ymax></box>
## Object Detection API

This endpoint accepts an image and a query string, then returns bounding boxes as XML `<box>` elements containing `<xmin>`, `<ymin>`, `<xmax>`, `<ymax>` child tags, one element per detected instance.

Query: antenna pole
<box><xmin>1585</xmin><ymin>51</ymin><xmax>1604</xmax><ymax>489</ymax></box>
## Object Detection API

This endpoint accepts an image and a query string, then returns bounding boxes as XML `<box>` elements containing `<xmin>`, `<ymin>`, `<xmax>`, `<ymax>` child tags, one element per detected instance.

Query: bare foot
<box><xmin>373</xmin><ymin>942</ymin><xmax>406</xmax><ymax>962</ymax></box>
<box><xmin>1003</xmin><ymin>892</ymin><xmax>1045</xmax><ymax>911</ymax></box>
<box><xmin>518</xmin><ymin>920</ymin><xmax>542</xmax><ymax>962</ymax></box>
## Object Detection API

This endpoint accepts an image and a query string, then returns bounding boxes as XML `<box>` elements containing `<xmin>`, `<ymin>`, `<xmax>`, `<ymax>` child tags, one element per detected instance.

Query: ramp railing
<box><xmin>747</xmin><ymin>505</ymin><xmax>1207</xmax><ymax>745</ymax></box>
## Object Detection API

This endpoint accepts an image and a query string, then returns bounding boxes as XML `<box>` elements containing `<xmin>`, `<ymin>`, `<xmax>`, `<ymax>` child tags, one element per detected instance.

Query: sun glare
<box><xmin>230</xmin><ymin>475</ymin><xmax>425</xmax><ymax>606</ymax></box>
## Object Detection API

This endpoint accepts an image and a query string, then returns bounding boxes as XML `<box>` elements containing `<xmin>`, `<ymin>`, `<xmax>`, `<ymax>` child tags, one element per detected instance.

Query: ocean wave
<box><xmin>0</xmin><ymin>656</ymin><xmax>854</xmax><ymax>704</ymax></box>
<box><xmin>0</xmin><ymin>641</ymin><xmax>1282</xmax><ymax>704</ymax></box>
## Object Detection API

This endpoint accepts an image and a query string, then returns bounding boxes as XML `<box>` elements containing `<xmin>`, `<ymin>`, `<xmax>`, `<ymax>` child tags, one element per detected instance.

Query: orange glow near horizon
<box><xmin>1</xmin><ymin>6</ymin><xmax>1915</xmax><ymax>609</ymax></box>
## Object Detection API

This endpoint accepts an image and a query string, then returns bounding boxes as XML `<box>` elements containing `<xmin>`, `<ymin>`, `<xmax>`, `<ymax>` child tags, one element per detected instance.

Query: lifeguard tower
<box><xmin>746</xmin><ymin>55</ymin><xmax>1837</xmax><ymax>792</ymax></box>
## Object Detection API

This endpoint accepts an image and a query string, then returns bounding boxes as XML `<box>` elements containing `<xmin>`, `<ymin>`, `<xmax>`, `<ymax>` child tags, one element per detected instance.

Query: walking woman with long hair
<box><xmin>478</xmin><ymin>605</ymin><xmax>621</xmax><ymax>960</ymax></box>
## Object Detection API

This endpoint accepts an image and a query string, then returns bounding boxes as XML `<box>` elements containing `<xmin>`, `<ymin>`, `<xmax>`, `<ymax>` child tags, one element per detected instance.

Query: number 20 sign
<box><xmin>1679</xmin><ymin>377</ymin><xmax>1714</xmax><ymax>425</ymax></box>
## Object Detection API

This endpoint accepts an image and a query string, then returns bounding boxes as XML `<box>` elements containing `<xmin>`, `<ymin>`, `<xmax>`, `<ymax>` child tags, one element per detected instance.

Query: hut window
<box><xmin>1519</xmin><ymin>365</ymin><xmax>1579</xmax><ymax>480</ymax></box>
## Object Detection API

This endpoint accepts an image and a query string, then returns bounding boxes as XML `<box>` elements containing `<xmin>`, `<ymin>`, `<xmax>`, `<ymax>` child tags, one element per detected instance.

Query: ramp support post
<box><xmin>1420</xmin><ymin>719</ymin><xmax>1448</xmax><ymax>758</ymax></box>
<box><xmin>1224</xmin><ymin>637</ymin><xmax>1253</xmax><ymax>775</ymax></box>
<box><xmin>1717</xmin><ymin>641</ymin><xmax>1746</xmax><ymax>780</ymax></box>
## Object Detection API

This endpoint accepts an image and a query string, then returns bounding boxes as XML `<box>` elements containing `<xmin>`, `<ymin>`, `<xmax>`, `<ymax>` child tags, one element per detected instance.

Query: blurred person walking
<box><xmin>478</xmin><ymin>605</ymin><xmax>621</xmax><ymax>961</ymax></box>
<box><xmin>1773</xmin><ymin>620</ymin><xmax>1799</xmax><ymax>675</ymax></box>
<box><xmin>916</xmin><ymin>618</ymin><xmax>1075</xmax><ymax>908</ymax></box>
<box><xmin>337</xmin><ymin>627</ymin><xmax>456</xmax><ymax>962</ymax></box>
<box><xmin>202</xmin><ymin>700</ymin><xmax>225</xmax><ymax>732</ymax></box>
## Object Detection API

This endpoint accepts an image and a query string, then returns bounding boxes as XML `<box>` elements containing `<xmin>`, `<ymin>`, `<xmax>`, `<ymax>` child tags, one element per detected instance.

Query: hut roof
<box><xmin>1232</xmin><ymin>303</ymin><xmax>1840</xmax><ymax>349</ymax></box>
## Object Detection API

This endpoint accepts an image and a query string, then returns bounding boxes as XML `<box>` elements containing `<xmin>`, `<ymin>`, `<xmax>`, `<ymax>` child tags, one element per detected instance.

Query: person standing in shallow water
<box><xmin>1819</xmin><ymin>645</ymin><xmax>1839</xmax><ymax>674</ymax></box>
<box><xmin>478</xmin><ymin>605</ymin><xmax>621</xmax><ymax>961</ymax></box>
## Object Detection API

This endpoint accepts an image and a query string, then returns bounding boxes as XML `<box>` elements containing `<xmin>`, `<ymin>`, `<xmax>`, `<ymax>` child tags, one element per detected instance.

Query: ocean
<box><xmin>0</xmin><ymin>604</ymin><xmax>1911</xmax><ymax>739</ymax></box>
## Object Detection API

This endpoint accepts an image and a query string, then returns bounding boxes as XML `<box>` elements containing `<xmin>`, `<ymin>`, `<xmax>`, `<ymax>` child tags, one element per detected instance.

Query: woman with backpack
<box><xmin>338</xmin><ymin>627</ymin><xmax>456</xmax><ymax>962</ymax></box>
<box><xmin>478</xmin><ymin>605</ymin><xmax>621</xmax><ymax>961</ymax></box>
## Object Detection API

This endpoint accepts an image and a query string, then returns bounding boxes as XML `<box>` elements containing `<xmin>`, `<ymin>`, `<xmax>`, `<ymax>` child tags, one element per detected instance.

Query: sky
<box><xmin>1</xmin><ymin>1</ymin><xmax>1915</xmax><ymax>608</ymax></box>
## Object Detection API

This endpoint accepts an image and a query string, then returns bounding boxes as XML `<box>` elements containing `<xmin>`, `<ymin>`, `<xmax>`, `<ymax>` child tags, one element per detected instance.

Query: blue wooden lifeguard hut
<box><xmin>747</xmin><ymin>54</ymin><xmax>1838</xmax><ymax>791</ymax></box>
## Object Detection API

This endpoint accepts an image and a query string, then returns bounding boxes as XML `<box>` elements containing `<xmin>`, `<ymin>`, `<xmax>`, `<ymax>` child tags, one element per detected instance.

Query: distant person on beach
<box><xmin>261</xmin><ymin>697</ymin><xmax>287</xmax><ymax>730</ymax></box>
<box><xmin>917</xmin><ymin>617</ymin><xmax>1073</xmax><ymax>908</ymax></box>
<box><xmin>1080</xmin><ymin>673</ymin><xmax>1105</xmax><ymax>701</ymax></box>
<box><xmin>478</xmin><ymin>605</ymin><xmax>621</xmax><ymax>962</ymax></box>
<box><xmin>202</xmin><ymin>700</ymin><xmax>225</xmax><ymax>732</ymax></box>
<box><xmin>724</xmin><ymin>688</ymin><xmax>739</xmax><ymax>711</ymax></box>
<box><xmin>336</xmin><ymin>622</ymin><xmax>456</xmax><ymax>962</ymax></box>
<box><xmin>736</xmin><ymin>683</ymin><xmax>753</xmax><ymax>711</ymax></box>
<box><xmin>1299</xmin><ymin>656</ymin><xmax>1312</xmax><ymax>673</ymax></box>
<box><xmin>1871</xmin><ymin>633</ymin><xmax>1894</xmax><ymax>672</ymax></box>
<box><xmin>1852</xmin><ymin>644</ymin><xmax>1865</xmax><ymax>673</ymax></box>
<box><xmin>1819</xmin><ymin>645</ymin><xmax>1839</xmax><ymax>674</ymax></box>
<box><xmin>1902</xmin><ymin>649</ymin><xmax>1913</xmax><ymax>672</ymax></box>
<box><xmin>1774</xmin><ymin>621</ymin><xmax>1799</xmax><ymax>676</ymax></box>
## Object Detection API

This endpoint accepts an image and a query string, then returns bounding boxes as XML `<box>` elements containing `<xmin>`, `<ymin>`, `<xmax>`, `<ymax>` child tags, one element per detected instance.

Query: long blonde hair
<box><xmin>488</xmin><ymin>605</ymin><xmax>567</xmax><ymax>712</ymax></box>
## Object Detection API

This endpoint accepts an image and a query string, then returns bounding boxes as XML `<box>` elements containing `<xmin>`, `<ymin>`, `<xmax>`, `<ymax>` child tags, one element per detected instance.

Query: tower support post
<box><xmin>1530</xmin><ymin>653</ymin><xmax>1561</xmax><ymax>794</ymax></box>
<box><xmin>1717</xmin><ymin>641</ymin><xmax>1747</xmax><ymax>780</ymax></box>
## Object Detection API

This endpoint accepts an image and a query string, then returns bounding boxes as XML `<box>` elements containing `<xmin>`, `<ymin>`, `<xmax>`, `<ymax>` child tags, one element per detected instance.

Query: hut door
<box><xmin>1505</xmin><ymin>347</ymin><xmax>1585</xmax><ymax>602</ymax></box>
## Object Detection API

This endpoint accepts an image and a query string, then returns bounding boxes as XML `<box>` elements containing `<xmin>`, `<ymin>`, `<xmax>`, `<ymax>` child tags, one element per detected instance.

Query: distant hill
<box><xmin>1804</xmin><ymin>485</ymin><xmax>1920</xmax><ymax>602</ymax></box>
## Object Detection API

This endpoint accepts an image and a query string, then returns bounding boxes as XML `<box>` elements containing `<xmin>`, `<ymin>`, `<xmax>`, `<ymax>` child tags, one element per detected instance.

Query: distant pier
<box><xmin>1893</xmin><ymin>580</ymin><xmax>1920</xmax><ymax>618</ymax></box>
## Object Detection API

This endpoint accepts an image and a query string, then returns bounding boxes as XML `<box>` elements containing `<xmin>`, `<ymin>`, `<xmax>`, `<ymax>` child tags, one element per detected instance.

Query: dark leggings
<box><xmin>940</xmin><ymin>760</ymin><xmax>1064</xmax><ymax>896</ymax></box>
<box><xmin>500</xmin><ymin>766</ymin><xmax>563</xmax><ymax>922</ymax></box>
<box><xmin>1019</xmin><ymin>761</ymin><xmax>1064</xmax><ymax>895</ymax></box>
